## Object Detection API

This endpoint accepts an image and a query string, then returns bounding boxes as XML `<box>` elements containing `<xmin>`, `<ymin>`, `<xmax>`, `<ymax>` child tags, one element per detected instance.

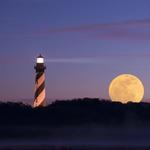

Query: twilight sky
<box><xmin>1</xmin><ymin>0</ymin><xmax>150</xmax><ymax>103</ymax></box>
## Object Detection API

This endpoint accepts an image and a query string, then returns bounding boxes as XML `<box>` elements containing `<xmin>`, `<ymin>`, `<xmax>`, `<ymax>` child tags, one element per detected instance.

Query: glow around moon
<box><xmin>109</xmin><ymin>74</ymin><xmax>144</xmax><ymax>103</ymax></box>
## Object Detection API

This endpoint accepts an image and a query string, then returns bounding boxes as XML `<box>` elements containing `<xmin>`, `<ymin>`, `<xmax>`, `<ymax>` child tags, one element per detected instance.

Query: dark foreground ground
<box><xmin>1</xmin><ymin>98</ymin><xmax>150</xmax><ymax>149</ymax></box>
<box><xmin>1</xmin><ymin>125</ymin><xmax>150</xmax><ymax>150</ymax></box>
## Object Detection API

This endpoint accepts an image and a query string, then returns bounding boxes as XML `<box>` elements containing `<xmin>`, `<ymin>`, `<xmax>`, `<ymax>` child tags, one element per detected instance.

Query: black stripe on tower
<box><xmin>34</xmin><ymin>81</ymin><xmax>45</xmax><ymax>99</ymax></box>
<box><xmin>36</xmin><ymin>72</ymin><xmax>44</xmax><ymax>81</ymax></box>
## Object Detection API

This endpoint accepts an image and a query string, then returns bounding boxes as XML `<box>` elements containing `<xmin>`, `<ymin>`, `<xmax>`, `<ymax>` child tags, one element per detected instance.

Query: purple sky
<box><xmin>1</xmin><ymin>0</ymin><xmax>150</xmax><ymax>103</ymax></box>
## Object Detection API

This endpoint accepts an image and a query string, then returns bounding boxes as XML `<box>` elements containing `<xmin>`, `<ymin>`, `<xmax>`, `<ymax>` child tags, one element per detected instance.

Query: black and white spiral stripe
<box><xmin>33</xmin><ymin>72</ymin><xmax>46</xmax><ymax>107</ymax></box>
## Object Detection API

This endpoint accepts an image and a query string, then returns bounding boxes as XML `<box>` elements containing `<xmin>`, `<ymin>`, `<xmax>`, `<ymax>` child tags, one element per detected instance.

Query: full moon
<box><xmin>109</xmin><ymin>74</ymin><xmax>144</xmax><ymax>103</ymax></box>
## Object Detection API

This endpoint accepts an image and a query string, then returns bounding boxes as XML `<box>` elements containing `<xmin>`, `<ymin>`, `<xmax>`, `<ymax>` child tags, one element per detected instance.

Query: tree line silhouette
<box><xmin>0</xmin><ymin>98</ymin><xmax>150</xmax><ymax>126</ymax></box>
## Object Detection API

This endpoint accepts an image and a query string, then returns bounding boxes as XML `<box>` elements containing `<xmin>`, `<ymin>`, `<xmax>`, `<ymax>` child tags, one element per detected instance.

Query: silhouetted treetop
<box><xmin>0</xmin><ymin>98</ymin><xmax>149</xmax><ymax>126</ymax></box>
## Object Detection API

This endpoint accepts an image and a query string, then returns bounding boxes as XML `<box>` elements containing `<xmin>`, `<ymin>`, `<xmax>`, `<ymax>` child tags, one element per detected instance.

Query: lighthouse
<box><xmin>33</xmin><ymin>54</ymin><xmax>46</xmax><ymax>107</ymax></box>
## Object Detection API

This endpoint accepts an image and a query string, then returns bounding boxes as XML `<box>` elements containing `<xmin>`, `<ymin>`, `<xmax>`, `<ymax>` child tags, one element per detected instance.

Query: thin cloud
<box><xmin>0</xmin><ymin>56</ymin><xmax>31</xmax><ymax>65</ymax></box>
<box><xmin>37</xmin><ymin>19</ymin><xmax>150</xmax><ymax>41</ymax></box>
<box><xmin>45</xmin><ymin>19</ymin><xmax>150</xmax><ymax>33</ymax></box>
<box><xmin>95</xmin><ymin>30</ymin><xmax>150</xmax><ymax>41</ymax></box>
<box><xmin>2</xmin><ymin>19</ymin><xmax>150</xmax><ymax>41</ymax></box>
